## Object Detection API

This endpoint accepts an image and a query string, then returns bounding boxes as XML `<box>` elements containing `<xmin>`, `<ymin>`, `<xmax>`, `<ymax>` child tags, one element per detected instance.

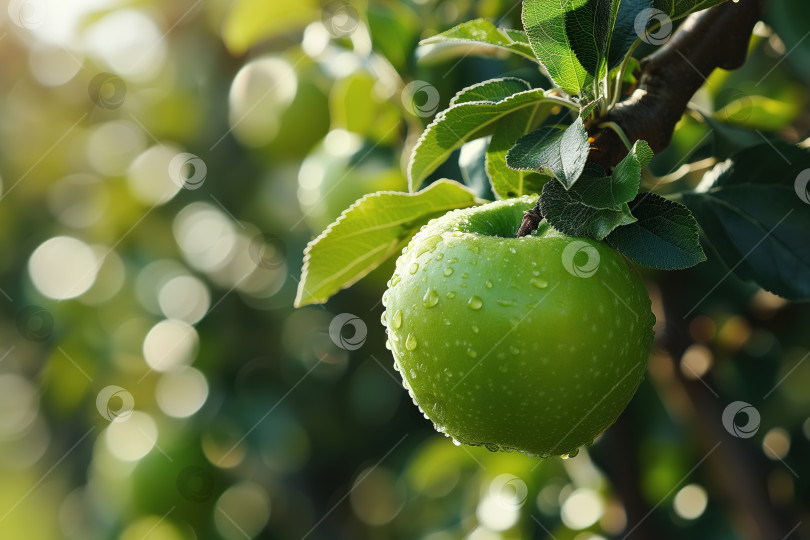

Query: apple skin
<box><xmin>381</xmin><ymin>196</ymin><xmax>654</xmax><ymax>457</ymax></box>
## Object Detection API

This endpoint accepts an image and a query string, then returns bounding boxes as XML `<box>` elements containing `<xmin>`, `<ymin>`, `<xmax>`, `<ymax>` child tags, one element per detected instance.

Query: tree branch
<box><xmin>516</xmin><ymin>0</ymin><xmax>764</xmax><ymax>237</ymax></box>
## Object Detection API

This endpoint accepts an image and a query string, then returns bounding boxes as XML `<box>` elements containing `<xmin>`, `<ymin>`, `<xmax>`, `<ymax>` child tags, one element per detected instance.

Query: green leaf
<box><xmin>505</xmin><ymin>116</ymin><xmax>590</xmax><ymax>189</ymax></box>
<box><xmin>679</xmin><ymin>143</ymin><xmax>810</xmax><ymax>300</ymax></box>
<box><xmin>485</xmin><ymin>103</ymin><xmax>553</xmax><ymax>199</ymax></box>
<box><xmin>295</xmin><ymin>180</ymin><xmax>480</xmax><ymax>307</ymax></box>
<box><xmin>612</xmin><ymin>140</ymin><xmax>653</xmax><ymax>203</ymax></box>
<box><xmin>522</xmin><ymin>0</ymin><xmax>591</xmax><ymax>95</ymax></box>
<box><xmin>565</xmin><ymin>0</ymin><xmax>621</xmax><ymax>80</ymax></box>
<box><xmin>408</xmin><ymin>78</ymin><xmax>567</xmax><ymax>190</ymax></box>
<box><xmin>606</xmin><ymin>193</ymin><xmax>706</xmax><ymax>269</ymax></box>
<box><xmin>418</xmin><ymin>19</ymin><xmax>538</xmax><ymax>63</ymax></box>
<box><xmin>540</xmin><ymin>166</ymin><xmax>636</xmax><ymax>239</ymax></box>
<box><xmin>607</xmin><ymin>0</ymin><xmax>651</xmax><ymax>67</ymax></box>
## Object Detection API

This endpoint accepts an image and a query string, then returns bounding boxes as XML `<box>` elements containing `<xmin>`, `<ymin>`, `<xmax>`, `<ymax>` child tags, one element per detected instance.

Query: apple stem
<box><xmin>515</xmin><ymin>203</ymin><xmax>543</xmax><ymax>237</ymax></box>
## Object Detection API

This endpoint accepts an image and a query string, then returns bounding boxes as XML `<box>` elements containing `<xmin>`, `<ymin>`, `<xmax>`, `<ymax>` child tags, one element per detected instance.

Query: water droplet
<box><xmin>498</xmin><ymin>364</ymin><xmax>508</xmax><ymax>373</ymax></box>
<box><xmin>485</xmin><ymin>279</ymin><xmax>493</xmax><ymax>288</ymax></box>
<box><xmin>461</xmin><ymin>272</ymin><xmax>469</xmax><ymax>279</ymax></box>
<box><xmin>452</xmin><ymin>438</ymin><xmax>462</xmax><ymax>446</ymax></box>
<box><xmin>443</xmin><ymin>267</ymin><xmax>454</xmax><ymax>276</ymax></box>
<box><xmin>415</xmin><ymin>234</ymin><xmax>442</xmax><ymax>257</ymax></box>
<box><xmin>409</xmin><ymin>262</ymin><xmax>419</xmax><ymax>274</ymax></box>
<box><xmin>466</xmin><ymin>349</ymin><xmax>478</xmax><ymax>358</ymax></box>
<box><xmin>509</xmin><ymin>346</ymin><xmax>520</xmax><ymax>355</ymax></box>
<box><xmin>497</xmin><ymin>299</ymin><xmax>515</xmax><ymax>307</ymax></box>
<box><xmin>422</xmin><ymin>287</ymin><xmax>439</xmax><ymax>308</ymax></box>
<box><xmin>391</xmin><ymin>310</ymin><xmax>402</xmax><ymax>329</ymax></box>
<box><xmin>532</xmin><ymin>270</ymin><xmax>540</xmax><ymax>277</ymax></box>
<box><xmin>467</xmin><ymin>296</ymin><xmax>483</xmax><ymax>310</ymax></box>
<box><xmin>530</xmin><ymin>278</ymin><xmax>548</xmax><ymax>289</ymax></box>
<box><xmin>435</xmin><ymin>253</ymin><xmax>444</xmax><ymax>261</ymax></box>
<box><xmin>485</xmin><ymin>443</ymin><xmax>499</xmax><ymax>452</ymax></box>
<box><xmin>448</xmin><ymin>257</ymin><xmax>458</xmax><ymax>264</ymax></box>
<box><xmin>385</xmin><ymin>339</ymin><xmax>392</xmax><ymax>350</ymax></box>
<box><xmin>446</xmin><ymin>291</ymin><xmax>457</xmax><ymax>299</ymax></box>
<box><xmin>471</xmin><ymin>325</ymin><xmax>479</xmax><ymax>333</ymax></box>
<box><xmin>460</xmin><ymin>283</ymin><xmax>467</xmax><ymax>288</ymax></box>
<box><xmin>390</xmin><ymin>273</ymin><xmax>401</xmax><ymax>286</ymax></box>
<box><xmin>567</xmin><ymin>448</ymin><xmax>580</xmax><ymax>458</ymax></box>
<box><xmin>539</xmin><ymin>453</ymin><xmax>550</xmax><ymax>459</ymax></box>
<box><xmin>405</xmin><ymin>333</ymin><xmax>418</xmax><ymax>351</ymax></box>
<box><xmin>409</xmin><ymin>369</ymin><xmax>417</xmax><ymax>379</ymax></box>
<box><xmin>380</xmin><ymin>310</ymin><xmax>387</xmax><ymax>325</ymax></box>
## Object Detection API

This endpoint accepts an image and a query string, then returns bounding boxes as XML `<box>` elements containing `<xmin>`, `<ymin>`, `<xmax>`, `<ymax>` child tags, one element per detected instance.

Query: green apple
<box><xmin>381</xmin><ymin>196</ymin><xmax>654</xmax><ymax>457</ymax></box>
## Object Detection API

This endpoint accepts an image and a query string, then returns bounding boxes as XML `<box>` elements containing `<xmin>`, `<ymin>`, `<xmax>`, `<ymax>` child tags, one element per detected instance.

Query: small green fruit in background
<box><xmin>381</xmin><ymin>196</ymin><xmax>655</xmax><ymax>457</ymax></box>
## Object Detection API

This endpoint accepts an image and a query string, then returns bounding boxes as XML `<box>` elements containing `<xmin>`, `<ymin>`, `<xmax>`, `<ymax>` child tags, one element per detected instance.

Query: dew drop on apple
<box><xmin>435</xmin><ymin>253</ymin><xmax>444</xmax><ymax>261</ymax></box>
<box><xmin>485</xmin><ymin>443</ymin><xmax>500</xmax><ymax>452</ymax></box>
<box><xmin>405</xmin><ymin>332</ymin><xmax>418</xmax><ymax>351</ymax></box>
<box><xmin>446</xmin><ymin>291</ymin><xmax>456</xmax><ymax>299</ymax></box>
<box><xmin>461</xmin><ymin>272</ymin><xmax>469</xmax><ymax>279</ymax></box>
<box><xmin>422</xmin><ymin>287</ymin><xmax>439</xmax><ymax>308</ymax></box>
<box><xmin>443</xmin><ymin>267</ymin><xmax>454</xmax><ymax>277</ymax></box>
<box><xmin>467</xmin><ymin>296</ymin><xmax>483</xmax><ymax>310</ymax></box>
<box><xmin>567</xmin><ymin>448</ymin><xmax>580</xmax><ymax>458</ymax></box>
<box><xmin>452</xmin><ymin>438</ymin><xmax>462</xmax><ymax>446</ymax></box>
<box><xmin>471</xmin><ymin>325</ymin><xmax>479</xmax><ymax>333</ymax></box>
<box><xmin>409</xmin><ymin>369</ymin><xmax>417</xmax><ymax>379</ymax></box>
<box><xmin>509</xmin><ymin>345</ymin><xmax>520</xmax><ymax>355</ymax></box>
<box><xmin>409</xmin><ymin>262</ymin><xmax>419</xmax><ymax>274</ymax></box>
<box><xmin>466</xmin><ymin>348</ymin><xmax>477</xmax><ymax>358</ymax></box>
<box><xmin>391</xmin><ymin>309</ymin><xmax>403</xmax><ymax>329</ymax></box>
<box><xmin>485</xmin><ymin>279</ymin><xmax>493</xmax><ymax>288</ymax></box>
<box><xmin>530</xmin><ymin>278</ymin><xmax>548</xmax><ymax>289</ymax></box>
<box><xmin>380</xmin><ymin>310</ymin><xmax>387</xmax><ymax>325</ymax></box>
<box><xmin>497</xmin><ymin>299</ymin><xmax>514</xmax><ymax>307</ymax></box>
<box><xmin>390</xmin><ymin>273</ymin><xmax>401</xmax><ymax>286</ymax></box>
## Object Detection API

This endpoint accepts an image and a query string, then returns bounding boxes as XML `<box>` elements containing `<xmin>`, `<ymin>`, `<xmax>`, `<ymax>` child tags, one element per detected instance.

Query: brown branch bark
<box><xmin>516</xmin><ymin>0</ymin><xmax>764</xmax><ymax>237</ymax></box>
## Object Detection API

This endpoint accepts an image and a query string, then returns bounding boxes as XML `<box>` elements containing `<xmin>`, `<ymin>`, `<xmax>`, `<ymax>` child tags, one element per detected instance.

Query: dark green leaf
<box><xmin>565</xmin><ymin>0</ymin><xmax>621</xmax><ymax>80</ymax></box>
<box><xmin>505</xmin><ymin>117</ymin><xmax>590</xmax><ymax>189</ymax></box>
<box><xmin>295</xmin><ymin>180</ymin><xmax>479</xmax><ymax>306</ymax></box>
<box><xmin>606</xmin><ymin>192</ymin><xmax>706</xmax><ymax>269</ymax></box>
<box><xmin>540</xmin><ymin>172</ymin><xmax>636</xmax><ymax>239</ymax></box>
<box><xmin>607</xmin><ymin>0</ymin><xmax>651</xmax><ymax>67</ymax></box>
<box><xmin>680</xmin><ymin>143</ymin><xmax>810</xmax><ymax>300</ymax></box>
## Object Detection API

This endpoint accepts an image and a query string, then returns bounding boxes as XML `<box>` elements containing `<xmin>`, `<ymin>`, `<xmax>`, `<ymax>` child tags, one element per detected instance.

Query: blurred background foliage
<box><xmin>0</xmin><ymin>0</ymin><xmax>808</xmax><ymax>538</ymax></box>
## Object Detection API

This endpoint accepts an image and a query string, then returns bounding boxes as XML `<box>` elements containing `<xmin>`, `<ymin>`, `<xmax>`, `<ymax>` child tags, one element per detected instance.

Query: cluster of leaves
<box><xmin>296</xmin><ymin>0</ymin><xmax>810</xmax><ymax>307</ymax></box>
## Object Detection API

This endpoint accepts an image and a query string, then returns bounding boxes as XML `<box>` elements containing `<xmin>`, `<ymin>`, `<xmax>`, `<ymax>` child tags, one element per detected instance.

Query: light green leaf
<box><xmin>418</xmin><ymin>19</ymin><xmax>538</xmax><ymax>63</ymax></box>
<box><xmin>522</xmin><ymin>0</ymin><xmax>591</xmax><ymax>96</ymax></box>
<box><xmin>606</xmin><ymin>192</ymin><xmax>706</xmax><ymax>269</ymax></box>
<box><xmin>505</xmin><ymin>116</ymin><xmax>590</xmax><ymax>189</ymax></box>
<box><xmin>295</xmin><ymin>180</ymin><xmax>480</xmax><ymax>306</ymax></box>
<box><xmin>485</xmin><ymin>103</ymin><xmax>553</xmax><ymax>199</ymax></box>
<box><xmin>408</xmin><ymin>78</ymin><xmax>569</xmax><ymax>190</ymax></box>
